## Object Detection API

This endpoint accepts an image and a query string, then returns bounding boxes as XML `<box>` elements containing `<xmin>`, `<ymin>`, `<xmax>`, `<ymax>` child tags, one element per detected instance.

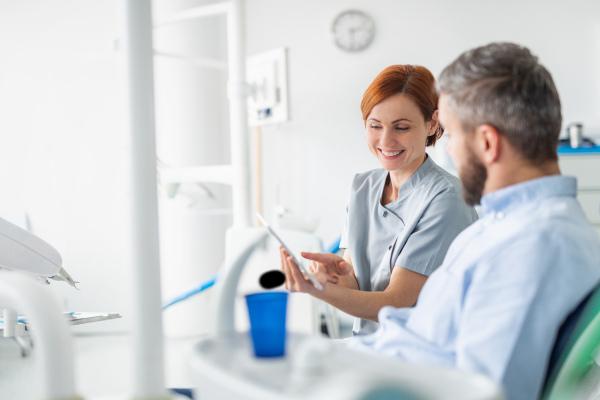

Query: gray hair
<box><xmin>437</xmin><ymin>42</ymin><xmax>562</xmax><ymax>163</ymax></box>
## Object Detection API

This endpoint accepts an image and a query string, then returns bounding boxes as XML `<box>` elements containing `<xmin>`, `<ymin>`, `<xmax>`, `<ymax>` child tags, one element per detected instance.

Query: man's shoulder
<box><xmin>478</xmin><ymin>204</ymin><xmax>600</xmax><ymax>277</ymax></box>
<box><xmin>515</xmin><ymin>196</ymin><xmax>593</xmax><ymax>241</ymax></box>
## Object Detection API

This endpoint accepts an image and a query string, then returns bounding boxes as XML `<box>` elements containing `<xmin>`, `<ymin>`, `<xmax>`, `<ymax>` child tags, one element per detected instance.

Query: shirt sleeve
<box><xmin>393</xmin><ymin>192</ymin><xmax>476</xmax><ymax>276</ymax></box>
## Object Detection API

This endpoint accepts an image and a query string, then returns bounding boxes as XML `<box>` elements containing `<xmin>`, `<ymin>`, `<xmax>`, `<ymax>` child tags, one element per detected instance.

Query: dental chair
<box><xmin>543</xmin><ymin>283</ymin><xmax>600</xmax><ymax>399</ymax></box>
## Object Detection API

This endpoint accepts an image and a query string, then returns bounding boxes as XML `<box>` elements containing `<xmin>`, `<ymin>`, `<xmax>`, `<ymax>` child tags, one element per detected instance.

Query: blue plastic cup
<box><xmin>245</xmin><ymin>292</ymin><xmax>288</xmax><ymax>358</ymax></box>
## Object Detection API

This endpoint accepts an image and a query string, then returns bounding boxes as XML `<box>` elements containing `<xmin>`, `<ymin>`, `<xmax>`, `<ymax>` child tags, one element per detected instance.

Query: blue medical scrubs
<box><xmin>340</xmin><ymin>156</ymin><xmax>478</xmax><ymax>335</ymax></box>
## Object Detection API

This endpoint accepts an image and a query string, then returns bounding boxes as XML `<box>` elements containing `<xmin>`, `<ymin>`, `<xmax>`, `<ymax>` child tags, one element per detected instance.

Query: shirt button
<box><xmin>389</xmin><ymin>245</ymin><xmax>392</xmax><ymax>250</ymax></box>
<box><xmin>383</xmin><ymin>211</ymin><xmax>388</xmax><ymax>217</ymax></box>
<box><xmin>496</xmin><ymin>211</ymin><xmax>505</xmax><ymax>220</ymax></box>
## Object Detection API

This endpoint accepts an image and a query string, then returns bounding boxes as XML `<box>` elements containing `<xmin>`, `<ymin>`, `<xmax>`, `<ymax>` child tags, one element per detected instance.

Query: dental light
<box><xmin>0</xmin><ymin>216</ymin><xmax>78</xmax><ymax>288</ymax></box>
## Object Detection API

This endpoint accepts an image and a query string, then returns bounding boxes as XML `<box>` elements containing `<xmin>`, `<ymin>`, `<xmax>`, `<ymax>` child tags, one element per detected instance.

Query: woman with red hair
<box><xmin>281</xmin><ymin>65</ymin><xmax>478</xmax><ymax>336</ymax></box>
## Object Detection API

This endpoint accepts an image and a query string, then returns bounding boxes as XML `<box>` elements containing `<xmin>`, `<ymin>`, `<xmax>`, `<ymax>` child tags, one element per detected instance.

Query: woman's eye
<box><xmin>395</xmin><ymin>127</ymin><xmax>409</xmax><ymax>131</ymax></box>
<box><xmin>370</xmin><ymin>125</ymin><xmax>381</xmax><ymax>129</ymax></box>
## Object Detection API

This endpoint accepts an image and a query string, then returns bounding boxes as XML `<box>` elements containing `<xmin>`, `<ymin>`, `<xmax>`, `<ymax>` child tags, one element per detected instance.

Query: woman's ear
<box><xmin>429</xmin><ymin>110</ymin><xmax>440</xmax><ymax>135</ymax></box>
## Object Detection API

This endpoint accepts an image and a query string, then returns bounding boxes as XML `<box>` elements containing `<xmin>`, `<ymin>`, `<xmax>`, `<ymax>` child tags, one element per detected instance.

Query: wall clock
<box><xmin>331</xmin><ymin>10</ymin><xmax>375</xmax><ymax>52</ymax></box>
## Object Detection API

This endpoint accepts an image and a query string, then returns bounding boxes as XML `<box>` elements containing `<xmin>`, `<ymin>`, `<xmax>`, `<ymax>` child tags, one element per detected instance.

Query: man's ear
<box><xmin>474</xmin><ymin>124</ymin><xmax>500</xmax><ymax>164</ymax></box>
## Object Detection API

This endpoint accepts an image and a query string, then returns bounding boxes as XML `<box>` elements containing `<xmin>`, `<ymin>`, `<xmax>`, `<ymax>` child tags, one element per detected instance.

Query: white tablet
<box><xmin>256</xmin><ymin>213</ymin><xmax>323</xmax><ymax>291</ymax></box>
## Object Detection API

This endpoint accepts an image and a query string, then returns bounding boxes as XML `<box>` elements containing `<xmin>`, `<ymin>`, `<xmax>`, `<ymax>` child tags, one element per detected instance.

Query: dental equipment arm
<box><xmin>0</xmin><ymin>271</ymin><xmax>81</xmax><ymax>400</ymax></box>
<box><xmin>0</xmin><ymin>216</ymin><xmax>78</xmax><ymax>288</ymax></box>
<box><xmin>213</xmin><ymin>229</ymin><xmax>268</xmax><ymax>336</ymax></box>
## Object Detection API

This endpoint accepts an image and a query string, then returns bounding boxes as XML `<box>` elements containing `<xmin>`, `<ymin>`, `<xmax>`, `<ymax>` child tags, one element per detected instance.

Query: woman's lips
<box><xmin>379</xmin><ymin>149</ymin><xmax>405</xmax><ymax>158</ymax></box>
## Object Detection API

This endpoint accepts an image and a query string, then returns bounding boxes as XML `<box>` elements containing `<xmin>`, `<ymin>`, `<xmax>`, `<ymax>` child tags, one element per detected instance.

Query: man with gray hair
<box><xmin>348</xmin><ymin>42</ymin><xmax>600</xmax><ymax>400</ymax></box>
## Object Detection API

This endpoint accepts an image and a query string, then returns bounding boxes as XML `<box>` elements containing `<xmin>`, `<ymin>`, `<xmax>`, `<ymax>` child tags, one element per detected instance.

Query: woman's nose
<box><xmin>380</xmin><ymin>128</ymin><xmax>396</xmax><ymax>146</ymax></box>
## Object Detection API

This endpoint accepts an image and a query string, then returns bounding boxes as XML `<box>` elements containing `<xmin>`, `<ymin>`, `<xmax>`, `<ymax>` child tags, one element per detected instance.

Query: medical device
<box><xmin>0</xmin><ymin>216</ymin><xmax>78</xmax><ymax>288</ymax></box>
<box><xmin>256</xmin><ymin>212</ymin><xmax>323</xmax><ymax>291</ymax></box>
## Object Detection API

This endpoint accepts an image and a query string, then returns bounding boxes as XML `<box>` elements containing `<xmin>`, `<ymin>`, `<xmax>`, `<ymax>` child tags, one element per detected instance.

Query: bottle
<box><xmin>567</xmin><ymin>122</ymin><xmax>583</xmax><ymax>148</ymax></box>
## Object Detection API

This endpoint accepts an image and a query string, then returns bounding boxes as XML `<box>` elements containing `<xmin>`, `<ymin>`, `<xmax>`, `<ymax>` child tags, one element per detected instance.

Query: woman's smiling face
<box><xmin>365</xmin><ymin>92</ymin><xmax>434</xmax><ymax>173</ymax></box>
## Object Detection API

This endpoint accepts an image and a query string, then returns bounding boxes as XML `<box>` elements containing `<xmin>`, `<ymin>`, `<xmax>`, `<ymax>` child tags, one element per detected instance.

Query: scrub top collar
<box><xmin>480</xmin><ymin>174</ymin><xmax>576</xmax><ymax>217</ymax></box>
<box><xmin>382</xmin><ymin>155</ymin><xmax>437</xmax><ymax>202</ymax></box>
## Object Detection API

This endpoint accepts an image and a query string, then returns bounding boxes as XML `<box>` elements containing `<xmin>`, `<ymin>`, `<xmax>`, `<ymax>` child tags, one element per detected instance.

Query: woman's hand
<box><xmin>301</xmin><ymin>251</ymin><xmax>358</xmax><ymax>289</ymax></box>
<box><xmin>280</xmin><ymin>247</ymin><xmax>327</xmax><ymax>293</ymax></box>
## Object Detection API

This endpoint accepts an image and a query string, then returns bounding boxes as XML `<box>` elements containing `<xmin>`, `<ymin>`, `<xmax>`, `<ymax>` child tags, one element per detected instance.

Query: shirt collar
<box><xmin>396</xmin><ymin>155</ymin><xmax>436</xmax><ymax>197</ymax></box>
<box><xmin>480</xmin><ymin>175</ymin><xmax>577</xmax><ymax>216</ymax></box>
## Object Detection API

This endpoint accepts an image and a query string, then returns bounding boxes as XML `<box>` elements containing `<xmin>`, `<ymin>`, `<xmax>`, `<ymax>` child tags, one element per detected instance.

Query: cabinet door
<box><xmin>559</xmin><ymin>155</ymin><xmax>600</xmax><ymax>190</ymax></box>
<box><xmin>578</xmin><ymin>192</ymin><xmax>600</xmax><ymax>224</ymax></box>
<box><xmin>559</xmin><ymin>155</ymin><xmax>600</xmax><ymax>241</ymax></box>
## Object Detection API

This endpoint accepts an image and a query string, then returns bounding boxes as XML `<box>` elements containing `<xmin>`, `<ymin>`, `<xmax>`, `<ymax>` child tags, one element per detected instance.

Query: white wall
<box><xmin>0</xmin><ymin>0</ymin><xmax>598</xmax><ymax>334</ymax></box>
<box><xmin>0</xmin><ymin>1</ymin><xmax>132</xmax><ymax>332</ymax></box>
<box><xmin>246</xmin><ymin>0</ymin><xmax>600</xmax><ymax>245</ymax></box>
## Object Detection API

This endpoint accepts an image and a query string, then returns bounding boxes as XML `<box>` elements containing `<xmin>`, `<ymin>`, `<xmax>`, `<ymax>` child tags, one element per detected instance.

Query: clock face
<box><xmin>331</xmin><ymin>10</ymin><xmax>375</xmax><ymax>52</ymax></box>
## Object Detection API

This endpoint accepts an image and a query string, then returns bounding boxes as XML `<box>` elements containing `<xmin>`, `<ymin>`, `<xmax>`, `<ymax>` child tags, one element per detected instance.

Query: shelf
<box><xmin>159</xmin><ymin>164</ymin><xmax>233</xmax><ymax>186</ymax></box>
<box><xmin>558</xmin><ymin>144</ymin><xmax>600</xmax><ymax>155</ymax></box>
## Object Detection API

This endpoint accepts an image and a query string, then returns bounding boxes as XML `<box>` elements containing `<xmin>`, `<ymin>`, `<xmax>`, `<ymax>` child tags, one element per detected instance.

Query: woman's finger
<box><xmin>301</xmin><ymin>251</ymin><xmax>349</xmax><ymax>275</ymax></box>
<box><xmin>338</xmin><ymin>261</ymin><xmax>352</xmax><ymax>274</ymax></box>
<box><xmin>314</xmin><ymin>262</ymin><xmax>338</xmax><ymax>284</ymax></box>
<box><xmin>279</xmin><ymin>247</ymin><xmax>287</xmax><ymax>289</ymax></box>
<box><xmin>301</xmin><ymin>251</ymin><xmax>333</xmax><ymax>263</ymax></box>
<box><xmin>280</xmin><ymin>247</ymin><xmax>294</xmax><ymax>291</ymax></box>
<box><xmin>287</xmin><ymin>256</ymin><xmax>309</xmax><ymax>293</ymax></box>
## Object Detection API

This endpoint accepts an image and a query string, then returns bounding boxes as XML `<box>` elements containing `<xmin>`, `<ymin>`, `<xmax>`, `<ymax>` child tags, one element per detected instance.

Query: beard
<box><xmin>459</xmin><ymin>148</ymin><xmax>487</xmax><ymax>206</ymax></box>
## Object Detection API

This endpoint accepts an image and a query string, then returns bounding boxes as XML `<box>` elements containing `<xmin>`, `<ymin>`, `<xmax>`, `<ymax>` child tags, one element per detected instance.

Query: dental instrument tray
<box><xmin>0</xmin><ymin>311</ymin><xmax>121</xmax><ymax>334</ymax></box>
<box><xmin>63</xmin><ymin>311</ymin><xmax>122</xmax><ymax>326</ymax></box>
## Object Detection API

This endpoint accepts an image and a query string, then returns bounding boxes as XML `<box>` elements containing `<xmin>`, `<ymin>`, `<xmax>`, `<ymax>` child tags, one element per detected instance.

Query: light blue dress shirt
<box><xmin>340</xmin><ymin>156</ymin><xmax>478</xmax><ymax>335</ymax></box>
<box><xmin>348</xmin><ymin>175</ymin><xmax>600</xmax><ymax>400</ymax></box>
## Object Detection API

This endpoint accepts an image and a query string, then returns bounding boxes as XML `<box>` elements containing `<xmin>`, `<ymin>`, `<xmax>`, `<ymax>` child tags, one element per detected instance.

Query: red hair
<box><xmin>361</xmin><ymin>65</ymin><xmax>443</xmax><ymax>147</ymax></box>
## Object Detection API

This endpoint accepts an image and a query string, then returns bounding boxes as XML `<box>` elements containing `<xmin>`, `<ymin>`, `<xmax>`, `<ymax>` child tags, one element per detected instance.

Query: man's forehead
<box><xmin>438</xmin><ymin>94</ymin><xmax>449</xmax><ymax>108</ymax></box>
<box><xmin>437</xmin><ymin>94</ymin><xmax>450</xmax><ymax>123</ymax></box>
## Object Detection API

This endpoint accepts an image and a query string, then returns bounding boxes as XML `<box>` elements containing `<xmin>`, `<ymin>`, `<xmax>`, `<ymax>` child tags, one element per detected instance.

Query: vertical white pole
<box><xmin>227</xmin><ymin>0</ymin><xmax>252</xmax><ymax>228</ymax></box>
<box><xmin>254</xmin><ymin>126</ymin><xmax>262</xmax><ymax>224</ymax></box>
<box><xmin>119</xmin><ymin>0</ymin><xmax>168</xmax><ymax>398</ymax></box>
